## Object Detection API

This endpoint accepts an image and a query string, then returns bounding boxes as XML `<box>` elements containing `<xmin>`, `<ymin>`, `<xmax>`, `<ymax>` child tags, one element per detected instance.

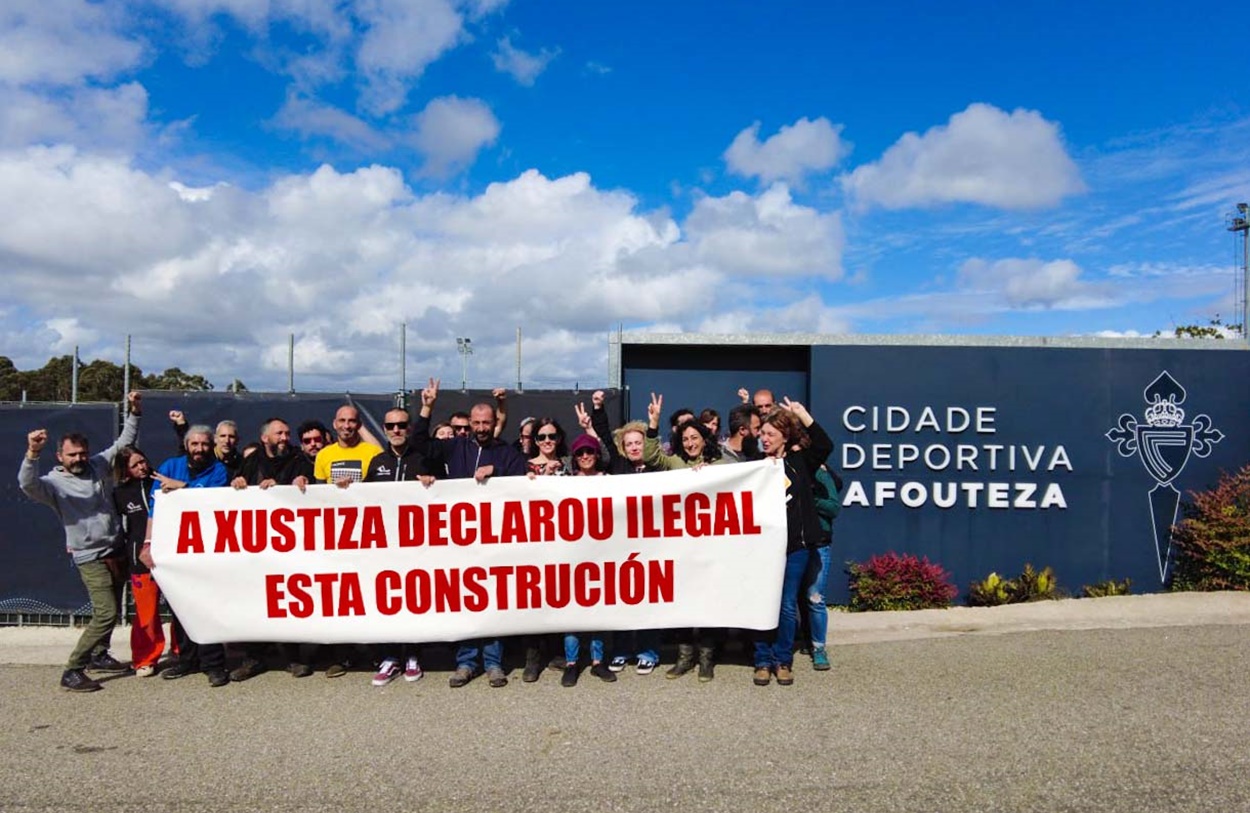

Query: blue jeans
<box><xmin>610</xmin><ymin>629</ymin><xmax>660</xmax><ymax>664</ymax></box>
<box><xmin>456</xmin><ymin>638</ymin><xmax>503</xmax><ymax>671</ymax></box>
<box><xmin>804</xmin><ymin>545</ymin><xmax>832</xmax><ymax>648</ymax></box>
<box><xmin>753</xmin><ymin>548</ymin><xmax>810</xmax><ymax>668</ymax></box>
<box><xmin>563</xmin><ymin>633</ymin><xmax>606</xmax><ymax>665</ymax></box>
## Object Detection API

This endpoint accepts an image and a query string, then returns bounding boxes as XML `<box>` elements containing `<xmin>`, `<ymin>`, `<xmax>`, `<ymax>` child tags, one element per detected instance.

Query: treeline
<box><xmin>0</xmin><ymin>355</ymin><xmax>229</xmax><ymax>402</ymax></box>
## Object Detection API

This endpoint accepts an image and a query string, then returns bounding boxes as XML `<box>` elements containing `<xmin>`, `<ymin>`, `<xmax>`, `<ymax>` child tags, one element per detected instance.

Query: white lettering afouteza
<box><xmin>842</xmin><ymin>480</ymin><xmax>1067</xmax><ymax>510</ymax></box>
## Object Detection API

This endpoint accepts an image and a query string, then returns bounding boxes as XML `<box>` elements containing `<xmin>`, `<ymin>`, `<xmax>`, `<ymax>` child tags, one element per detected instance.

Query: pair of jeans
<box><xmin>804</xmin><ymin>545</ymin><xmax>832</xmax><ymax>648</ymax></box>
<box><xmin>67</xmin><ymin>557</ymin><xmax>126</xmax><ymax>669</ymax></box>
<box><xmin>456</xmin><ymin>638</ymin><xmax>503</xmax><ymax>671</ymax></box>
<box><xmin>753</xmin><ymin>548</ymin><xmax>810</xmax><ymax>668</ymax></box>
<box><xmin>563</xmin><ymin>633</ymin><xmax>607</xmax><ymax>665</ymax></box>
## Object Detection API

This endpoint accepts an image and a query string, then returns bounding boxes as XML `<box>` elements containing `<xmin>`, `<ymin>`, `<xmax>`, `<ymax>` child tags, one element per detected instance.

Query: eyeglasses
<box><xmin>536</xmin><ymin>432</ymin><xmax>559</xmax><ymax>441</ymax></box>
<box><xmin>574</xmin><ymin>448</ymin><xmax>597</xmax><ymax>457</ymax></box>
<box><xmin>384</xmin><ymin>421</ymin><xmax>409</xmax><ymax>430</ymax></box>
<box><xmin>452</xmin><ymin>425</ymin><xmax>470</xmax><ymax>435</ymax></box>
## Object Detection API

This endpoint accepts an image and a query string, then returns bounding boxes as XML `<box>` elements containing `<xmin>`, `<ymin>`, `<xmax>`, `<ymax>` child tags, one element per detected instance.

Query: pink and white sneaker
<box><xmin>403</xmin><ymin>656</ymin><xmax>424</xmax><ymax>683</ymax></box>
<box><xmin>372</xmin><ymin>658</ymin><xmax>400</xmax><ymax>687</ymax></box>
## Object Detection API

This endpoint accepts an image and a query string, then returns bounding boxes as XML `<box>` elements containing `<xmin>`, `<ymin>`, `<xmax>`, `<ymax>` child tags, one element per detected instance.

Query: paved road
<box><xmin>2</xmin><ymin>623</ymin><xmax>1247</xmax><ymax>813</ymax></box>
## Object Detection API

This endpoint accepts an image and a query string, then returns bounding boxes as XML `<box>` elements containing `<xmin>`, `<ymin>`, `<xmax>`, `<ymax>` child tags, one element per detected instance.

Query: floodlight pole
<box><xmin>1228</xmin><ymin>203</ymin><xmax>1249</xmax><ymax>339</ymax></box>
<box><xmin>457</xmin><ymin>337</ymin><xmax>473</xmax><ymax>391</ymax></box>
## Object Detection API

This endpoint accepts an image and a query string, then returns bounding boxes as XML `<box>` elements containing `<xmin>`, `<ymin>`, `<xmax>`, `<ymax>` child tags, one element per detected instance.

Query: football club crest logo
<box><xmin>1106</xmin><ymin>371</ymin><xmax>1223</xmax><ymax>582</ymax></box>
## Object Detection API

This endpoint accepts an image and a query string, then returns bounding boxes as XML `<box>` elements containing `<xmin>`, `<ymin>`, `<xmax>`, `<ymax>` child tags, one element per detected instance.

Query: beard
<box><xmin>65</xmin><ymin>460</ymin><xmax>88</xmax><ymax>475</ymax></box>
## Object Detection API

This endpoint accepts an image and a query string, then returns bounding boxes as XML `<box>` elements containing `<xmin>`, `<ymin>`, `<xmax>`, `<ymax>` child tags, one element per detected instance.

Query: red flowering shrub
<box><xmin>847</xmin><ymin>552</ymin><xmax>958</xmax><ymax>612</ymax></box>
<box><xmin>1172</xmin><ymin>466</ymin><xmax>1250</xmax><ymax>591</ymax></box>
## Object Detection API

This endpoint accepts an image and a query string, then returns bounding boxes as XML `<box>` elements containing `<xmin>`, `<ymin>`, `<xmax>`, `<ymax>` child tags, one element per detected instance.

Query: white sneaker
<box><xmin>608</xmin><ymin>656</ymin><xmax>628</xmax><ymax>673</ymax></box>
<box><xmin>135</xmin><ymin>665</ymin><xmax>156</xmax><ymax>678</ymax></box>
<box><xmin>403</xmin><ymin>656</ymin><xmax>424</xmax><ymax>683</ymax></box>
<box><xmin>371</xmin><ymin>659</ymin><xmax>400</xmax><ymax>686</ymax></box>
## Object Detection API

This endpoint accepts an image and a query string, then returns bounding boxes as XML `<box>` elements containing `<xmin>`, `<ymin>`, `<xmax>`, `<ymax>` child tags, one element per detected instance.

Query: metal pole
<box><xmin>123</xmin><ymin>334</ymin><xmax>131</xmax><ymax>399</ymax></box>
<box><xmin>71</xmin><ymin>345</ymin><xmax>79</xmax><ymax>404</ymax></box>
<box><xmin>1242</xmin><ymin>215</ymin><xmax>1248</xmax><ymax>339</ymax></box>
<box><xmin>400</xmin><ymin>322</ymin><xmax>407</xmax><ymax>394</ymax></box>
<box><xmin>288</xmin><ymin>334</ymin><xmax>295</xmax><ymax>394</ymax></box>
<box><xmin>516</xmin><ymin>327</ymin><xmax>522</xmax><ymax>392</ymax></box>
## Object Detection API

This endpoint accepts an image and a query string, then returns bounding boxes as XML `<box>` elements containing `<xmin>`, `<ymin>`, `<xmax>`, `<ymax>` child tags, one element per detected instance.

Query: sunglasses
<box><xmin>452</xmin><ymin>425</ymin><xmax>470</xmax><ymax>434</ymax></box>
<box><xmin>574</xmin><ymin>448</ymin><xmax>597</xmax><ymax>457</ymax></box>
<box><xmin>536</xmin><ymin>432</ymin><xmax>559</xmax><ymax>441</ymax></box>
<box><xmin>384</xmin><ymin>421</ymin><xmax>409</xmax><ymax>430</ymax></box>
<box><xmin>301</xmin><ymin>436</ymin><xmax>321</xmax><ymax>445</ymax></box>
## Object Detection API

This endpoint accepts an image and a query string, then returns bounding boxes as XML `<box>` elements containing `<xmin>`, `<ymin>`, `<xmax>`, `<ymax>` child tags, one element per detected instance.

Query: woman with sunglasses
<box><xmin>527</xmin><ymin>418</ymin><xmax>571</xmax><ymax>476</ymax></box>
<box><xmin>112</xmin><ymin>446</ymin><xmax>167</xmax><ymax>677</ymax></box>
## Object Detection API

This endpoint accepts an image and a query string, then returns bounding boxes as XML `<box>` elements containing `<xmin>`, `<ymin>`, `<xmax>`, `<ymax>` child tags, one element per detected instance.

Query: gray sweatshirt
<box><xmin>18</xmin><ymin>413</ymin><xmax>140</xmax><ymax>564</ymax></box>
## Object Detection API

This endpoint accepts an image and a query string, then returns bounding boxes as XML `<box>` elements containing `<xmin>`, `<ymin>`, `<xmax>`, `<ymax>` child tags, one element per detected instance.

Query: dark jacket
<box><xmin>591</xmin><ymin>405</ymin><xmax>659</xmax><ymax>474</ymax></box>
<box><xmin>237</xmin><ymin>447</ymin><xmax>310</xmax><ymax>486</ymax></box>
<box><xmin>779</xmin><ymin>421</ymin><xmax>834</xmax><ymax>555</ymax></box>
<box><xmin>811</xmin><ymin>465</ymin><xmax>842</xmax><ymax>548</ymax></box>
<box><xmin>415</xmin><ymin>426</ymin><xmax>527</xmax><ymax>480</ymax></box>
<box><xmin>113</xmin><ymin>477</ymin><xmax>153</xmax><ymax>573</ymax></box>
<box><xmin>365</xmin><ymin>442</ymin><xmax>427</xmax><ymax>482</ymax></box>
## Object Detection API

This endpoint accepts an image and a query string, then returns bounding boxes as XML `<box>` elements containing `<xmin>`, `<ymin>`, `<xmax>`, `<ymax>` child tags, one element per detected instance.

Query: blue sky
<box><xmin>1</xmin><ymin>1</ymin><xmax>1247</xmax><ymax>392</ymax></box>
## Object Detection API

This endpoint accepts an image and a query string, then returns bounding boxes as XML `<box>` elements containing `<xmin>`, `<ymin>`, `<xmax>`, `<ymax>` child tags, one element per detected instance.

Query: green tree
<box><xmin>140</xmin><ymin>367</ymin><xmax>214</xmax><ymax>391</ymax></box>
<box><xmin>1156</xmin><ymin>315</ymin><xmax>1243</xmax><ymax>339</ymax></box>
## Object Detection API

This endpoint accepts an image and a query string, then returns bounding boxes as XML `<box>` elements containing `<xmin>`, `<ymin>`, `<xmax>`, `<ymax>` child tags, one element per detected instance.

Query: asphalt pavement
<box><xmin>1</xmin><ymin>592</ymin><xmax>1248</xmax><ymax>813</ymax></box>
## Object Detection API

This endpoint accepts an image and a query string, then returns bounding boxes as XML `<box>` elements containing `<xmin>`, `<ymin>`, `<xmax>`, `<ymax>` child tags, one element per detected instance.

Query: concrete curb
<box><xmin>3</xmin><ymin>591</ymin><xmax>1248</xmax><ymax>665</ymax></box>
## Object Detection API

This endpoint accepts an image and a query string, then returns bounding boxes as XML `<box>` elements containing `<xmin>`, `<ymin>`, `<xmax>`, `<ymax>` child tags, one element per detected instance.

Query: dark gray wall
<box><xmin>1</xmin><ymin>404</ymin><xmax>119</xmax><ymax>611</ymax></box>
<box><xmin>624</xmin><ymin>342</ymin><xmax>1249</xmax><ymax>602</ymax></box>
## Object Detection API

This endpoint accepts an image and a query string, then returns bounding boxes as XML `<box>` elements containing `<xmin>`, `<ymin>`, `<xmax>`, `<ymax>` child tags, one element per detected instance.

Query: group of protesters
<box><xmin>19</xmin><ymin>380</ymin><xmax>841</xmax><ymax>693</ymax></box>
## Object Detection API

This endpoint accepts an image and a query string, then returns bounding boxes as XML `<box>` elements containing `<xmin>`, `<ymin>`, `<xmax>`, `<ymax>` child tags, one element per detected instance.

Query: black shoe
<box><xmin>229</xmin><ymin>658</ymin><xmax>265</xmax><ymax>682</ymax></box>
<box><xmin>547</xmin><ymin>655</ymin><xmax>567</xmax><ymax>672</ymax></box>
<box><xmin>560</xmin><ymin>665</ymin><xmax>580</xmax><ymax>687</ymax></box>
<box><xmin>522</xmin><ymin>648</ymin><xmax>542</xmax><ymax>683</ymax></box>
<box><xmin>205</xmin><ymin>668</ymin><xmax>230</xmax><ymax>688</ymax></box>
<box><xmin>289</xmin><ymin>663</ymin><xmax>313</xmax><ymax>678</ymax></box>
<box><xmin>161</xmin><ymin>662</ymin><xmax>195</xmax><ymax>680</ymax></box>
<box><xmin>697</xmin><ymin>662</ymin><xmax>715</xmax><ymax>682</ymax></box>
<box><xmin>60</xmin><ymin>668</ymin><xmax>102</xmax><ymax>692</ymax></box>
<box><xmin>88</xmin><ymin>651</ymin><xmax>131</xmax><ymax>674</ymax></box>
<box><xmin>590</xmin><ymin>663</ymin><xmax>617</xmax><ymax>683</ymax></box>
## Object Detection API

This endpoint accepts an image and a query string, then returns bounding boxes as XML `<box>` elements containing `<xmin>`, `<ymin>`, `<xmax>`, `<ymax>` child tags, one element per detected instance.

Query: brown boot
<box><xmin>775</xmin><ymin>663</ymin><xmax>794</xmax><ymax>685</ymax></box>
<box><xmin>665</xmin><ymin>644</ymin><xmax>696</xmax><ymax>679</ymax></box>
<box><xmin>697</xmin><ymin>646</ymin><xmax>715</xmax><ymax>682</ymax></box>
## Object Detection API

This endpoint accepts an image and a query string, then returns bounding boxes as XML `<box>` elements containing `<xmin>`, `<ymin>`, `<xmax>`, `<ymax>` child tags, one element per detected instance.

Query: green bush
<box><xmin>967</xmin><ymin>564</ymin><xmax>1063</xmax><ymax>606</ymax></box>
<box><xmin>967</xmin><ymin>572</ymin><xmax>1013</xmax><ymax>607</ymax></box>
<box><xmin>1172</xmin><ymin>465</ymin><xmax>1250</xmax><ymax>591</ymax></box>
<box><xmin>846</xmin><ymin>552</ymin><xmax>957</xmax><ymax>612</ymax></box>
<box><xmin>1082</xmin><ymin>578</ymin><xmax>1132</xmax><ymax>598</ymax></box>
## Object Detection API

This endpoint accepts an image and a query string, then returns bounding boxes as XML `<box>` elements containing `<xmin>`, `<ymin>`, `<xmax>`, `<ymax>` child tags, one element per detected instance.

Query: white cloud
<box><xmin>843</xmin><ymin>103</ymin><xmax>1085</xmax><ymax>210</ymax></box>
<box><xmin>684</xmin><ymin>184</ymin><xmax>844</xmax><ymax>279</ymax></box>
<box><xmin>0</xmin><ymin>0</ymin><xmax>145</xmax><ymax>86</ymax></box>
<box><xmin>491</xmin><ymin>36</ymin><xmax>559</xmax><ymax>86</ymax></box>
<box><xmin>0</xmin><ymin>83</ymin><xmax>148</xmax><ymax>152</ymax></box>
<box><xmin>0</xmin><ymin>150</ymin><xmax>858</xmax><ymax>389</ymax></box>
<box><xmin>354</xmin><ymin>0</ymin><xmax>468</xmax><ymax>116</ymax></box>
<box><xmin>409</xmin><ymin>95</ymin><xmax>501</xmax><ymax>177</ymax></box>
<box><xmin>270</xmin><ymin>94</ymin><xmax>392</xmax><ymax>152</ymax></box>
<box><xmin>957</xmin><ymin>257</ymin><xmax>1105</xmax><ymax>308</ymax></box>
<box><xmin>724</xmin><ymin>117</ymin><xmax>849</xmax><ymax>185</ymax></box>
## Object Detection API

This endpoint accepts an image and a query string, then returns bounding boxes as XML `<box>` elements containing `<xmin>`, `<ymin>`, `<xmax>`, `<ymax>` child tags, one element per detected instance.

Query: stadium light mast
<box><xmin>456</xmin><ymin>337</ymin><xmax>473</xmax><ymax>391</ymax></box>
<box><xmin>1227</xmin><ymin>203</ymin><xmax>1249</xmax><ymax>339</ymax></box>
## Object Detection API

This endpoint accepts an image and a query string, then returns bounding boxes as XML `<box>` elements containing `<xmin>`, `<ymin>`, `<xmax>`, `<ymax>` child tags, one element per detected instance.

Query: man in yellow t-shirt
<box><xmin>314</xmin><ymin>405</ymin><xmax>382</xmax><ymax>485</ymax></box>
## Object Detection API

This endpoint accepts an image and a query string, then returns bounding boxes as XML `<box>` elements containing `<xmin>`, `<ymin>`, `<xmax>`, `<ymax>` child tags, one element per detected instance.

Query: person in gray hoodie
<box><xmin>18</xmin><ymin>391</ymin><xmax>142</xmax><ymax>692</ymax></box>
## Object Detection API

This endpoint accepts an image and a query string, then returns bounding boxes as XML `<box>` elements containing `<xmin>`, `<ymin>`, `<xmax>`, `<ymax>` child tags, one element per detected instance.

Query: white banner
<box><xmin>149</xmin><ymin>460</ymin><xmax>788</xmax><ymax>644</ymax></box>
